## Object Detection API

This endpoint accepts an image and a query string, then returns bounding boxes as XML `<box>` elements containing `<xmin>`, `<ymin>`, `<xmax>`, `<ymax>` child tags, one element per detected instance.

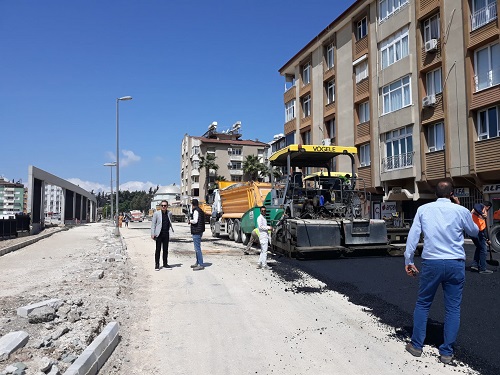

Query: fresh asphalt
<box><xmin>272</xmin><ymin>243</ymin><xmax>499</xmax><ymax>375</ymax></box>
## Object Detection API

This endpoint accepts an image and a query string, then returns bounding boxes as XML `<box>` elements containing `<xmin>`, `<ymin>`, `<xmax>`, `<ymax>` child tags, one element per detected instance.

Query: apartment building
<box><xmin>180</xmin><ymin>122</ymin><xmax>269</xmax><ymax>202</ymax></box>
<box><xmin>0</xmin><ymin>179</ymin><xmax>25</xmax><ymax>217</ymax></box>
<box><xmin>278</xmin><ymin>0</ymin><xmax>500</xmax><ymax>224</ymax></box>
<box><xmin>44</xmin><ymin>184</ymin><xmax>64</xmax><ymax>221</ymax></box>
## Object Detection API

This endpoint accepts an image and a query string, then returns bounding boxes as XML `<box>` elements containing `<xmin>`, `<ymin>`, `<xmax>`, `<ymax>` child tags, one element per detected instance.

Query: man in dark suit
<box><xmin>151</xmin><ymin>200</ymin><xmax>174</xmax><ymax>271</ymax></box>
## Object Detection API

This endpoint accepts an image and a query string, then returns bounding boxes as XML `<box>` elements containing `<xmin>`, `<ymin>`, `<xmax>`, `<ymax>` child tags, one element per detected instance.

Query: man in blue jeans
<box><xmin>404</xmin><ymin>180</ymin><xmax>478</xmax><ymax>364</ymax></box>
<box><xmin>189</xmin><ymin>199</ymin><xmax>205</xmax><ymax>271</ymax></box>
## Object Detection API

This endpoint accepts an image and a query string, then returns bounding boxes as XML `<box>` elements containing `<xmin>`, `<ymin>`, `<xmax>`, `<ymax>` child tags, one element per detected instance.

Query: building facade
<box><xmin>44</xmin><ymin>184</ymin><xmax>64</xmax><ymax>221</ymax></box>
<box><xmin>278</xmin><ymin>0</ymin><xmax>500</xmax><ymax>224</ymax></box>
<box><xmin>151</xmin><ymin>184</ymin><xmax>181</xmax><ymax>210</ymax></box>
<box><xmin>0</xmin><ymin>179</ymin><xmax>25</xmax><ymax>217</ymax></box>
<box><xmin>181</xmin><ymin>122</ymin><xmax>269</xmax><ymax>202</ymax></box>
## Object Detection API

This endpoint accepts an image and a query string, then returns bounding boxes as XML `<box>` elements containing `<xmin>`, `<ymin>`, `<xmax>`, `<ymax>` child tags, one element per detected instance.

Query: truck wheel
<box><xmin>490</xmin><ymin>225</ymin><xmax>500</xmax><ymax>253</ymax></box>
<box><xmin>210</xmin><ymin>220</ymin><xmax>220</xmax><ymax>238</ymax></box>
<box><xmin>228</xmin><ymin>219</ymin><xmax>235</xmax><ymax>240</ymax></box>
<box><xmin>234</xmin><ymin>220</ymin><xmax>242</xmax><ymax>243</ymax></box>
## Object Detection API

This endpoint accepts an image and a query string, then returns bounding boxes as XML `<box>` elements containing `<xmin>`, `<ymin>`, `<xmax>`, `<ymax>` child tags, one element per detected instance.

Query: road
<box><xmin>272</xmin><ymin>243</ymin><xmax>500</xmax><ymax>375</ymax></box>
<box><xmin>106</xmin><ymin>221</ymin><xmax>481</xmax><ymax>375</ymax></box>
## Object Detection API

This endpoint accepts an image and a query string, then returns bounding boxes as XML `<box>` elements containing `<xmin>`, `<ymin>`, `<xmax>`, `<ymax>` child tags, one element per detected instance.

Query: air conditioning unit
<box><xmin>321</xmin><ymin>138</ymin><xmax>332</xmax><ymax>146</ymax></box>
<box><xmin>422</xmin><ymin>94</ymin><xmax>436</xmax><ymax>107</ymax></box>
<box><xmin>424</xmin><ymin>39</ymin><xmax>438</xmax><ymax>53</ymax></box>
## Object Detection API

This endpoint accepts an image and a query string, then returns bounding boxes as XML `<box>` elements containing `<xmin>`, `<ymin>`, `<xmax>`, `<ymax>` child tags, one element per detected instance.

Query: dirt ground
<box><xmin>0</xmin><ymin>222</ymin><xmax>480</xmax><ymax>375</ymax></box>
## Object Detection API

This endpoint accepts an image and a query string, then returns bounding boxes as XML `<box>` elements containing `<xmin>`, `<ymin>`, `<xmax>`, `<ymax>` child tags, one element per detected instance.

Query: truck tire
<box><xmin>228</xmin><ymin>219</ymin><xmax>235</xmax><ymax>241</ymax></box>
<box><xmin>233</xmin><ymin>220</ymin><xmax>242</xmax><ymax>243</ymax></box>
<box><xmin>210</xmin><ymin>219</ymin><xmax>220</xmax><ymax>238</ymax></box>
<box><xmin>490</xmin><ymin>225</ymin><xmax>500</xmax><ymax>253</ymax></box>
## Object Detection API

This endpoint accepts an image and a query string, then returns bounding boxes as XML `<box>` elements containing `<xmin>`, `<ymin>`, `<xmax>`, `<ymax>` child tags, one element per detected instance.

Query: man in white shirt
<box><xmin>257</xmin><ymin>206</ymin><xmax>272</xmax><ymax>270</ymax></box>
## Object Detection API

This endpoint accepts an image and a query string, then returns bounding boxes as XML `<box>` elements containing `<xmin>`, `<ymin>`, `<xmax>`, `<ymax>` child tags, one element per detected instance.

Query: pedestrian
<box><xmin>470</xmin><ymin>201</ymin><xmax>493</xmax><ymax>274</ymax></box>
<box><xmin>257</xmin><ymin>206</ymin><xmax>272</xmax><ymax>270</ymax></box>
<box><xmin>404</xmin><ymin>180</ymin><xmax>479</xmax><ymax>364</ymax></box>
<box><xmin>189</xmin><ymin>199</ymin><xmax>205</xmax><ymax>271</ymax></box>
<box><xmin>151</xmin><ymin>200</ymin><xmax>174</xmax><ymax>271</ymax></box>
<box><xmin>124</xmin><ymin>215</ymin><xmax>129</xmax><ymax>228</ymax></box>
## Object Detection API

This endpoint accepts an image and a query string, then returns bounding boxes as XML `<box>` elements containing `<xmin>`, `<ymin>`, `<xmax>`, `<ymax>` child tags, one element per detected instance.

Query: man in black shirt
<box><xmin>151</xmin><ymin>200</ymin><xmax>174</xmax><ymax>271</ymax></box>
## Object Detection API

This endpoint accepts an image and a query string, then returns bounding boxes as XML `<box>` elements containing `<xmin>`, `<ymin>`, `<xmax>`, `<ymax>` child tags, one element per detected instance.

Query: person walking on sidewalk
<box><xmin>151</xmin><ymin>200</ymin><xmax>174</xmax><ymax>271</ymax></box>
<box><xmin>470</xmin><ymin>201</ymin><xmax>493</xmax><ymax>274</ymax></box>
<box><xmin>404</xmin><ymin>180</ymin><xmax>479</xmax><ymax>364</ymax></box>
<box><xmin>189</xmin><ymin>199</ymin><xmax>205</xmax><ymax>271</ymax></box>
<box><xmin>257</xmin><ymin>206</ymin><xmax>272</xmax><ymax>270</ymax></box>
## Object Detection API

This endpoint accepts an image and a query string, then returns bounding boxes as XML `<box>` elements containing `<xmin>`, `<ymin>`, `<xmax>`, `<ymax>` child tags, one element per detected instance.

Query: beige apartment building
<box><xmin>180</xmin><ymin>122</ymin><xmax>268</xmax><ymax>203</ymax></box>
<box><xmin>278</xmin><ymin>0</ymin><xmax>500</xmax><ymax>226</ymax></box>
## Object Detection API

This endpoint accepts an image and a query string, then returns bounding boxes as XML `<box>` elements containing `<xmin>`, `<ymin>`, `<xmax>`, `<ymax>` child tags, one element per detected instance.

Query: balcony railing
<box><xmin>471</xmin><ymin>3</ymin><xmax>497</xmax><ymax>31</ymax></box>
<box><xmin>474</xmin><ymin>66</ymin><xmax>500</xmax><ymax>91</ymax></box>
<box><xmin>382</xmin><ymin>152</ymin><xmax>414</xmax><ymax>172</ymax></box>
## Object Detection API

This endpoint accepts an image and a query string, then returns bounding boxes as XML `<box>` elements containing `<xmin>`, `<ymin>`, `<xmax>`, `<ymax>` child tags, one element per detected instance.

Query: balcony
<box><xmin>382</xmin><ymin>152</ymin><xmax>414</xmax><ymax>172</ymax></box>
<box><xmin>471</xmin><ymin>3</ymin><xmax>497</xmax><ymax>31</ymax></box>
<box><xmin>474</xmin><ymin>66</ymin><xmax>500</xmax><ymax>92</ymax></box>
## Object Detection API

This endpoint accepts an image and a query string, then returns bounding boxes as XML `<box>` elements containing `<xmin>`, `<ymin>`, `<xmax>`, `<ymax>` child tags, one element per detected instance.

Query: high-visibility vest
<box><xmin>472</xmin><ymin>211</ymin><xmax>486</xmax><ymax>231</ymax></box>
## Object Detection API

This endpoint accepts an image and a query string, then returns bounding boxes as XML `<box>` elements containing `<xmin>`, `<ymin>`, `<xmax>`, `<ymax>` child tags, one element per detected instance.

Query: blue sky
<box><xmin>1</xmin><ymin>0</ymin><xmax>346</xmax><ymax>193</ymax></box>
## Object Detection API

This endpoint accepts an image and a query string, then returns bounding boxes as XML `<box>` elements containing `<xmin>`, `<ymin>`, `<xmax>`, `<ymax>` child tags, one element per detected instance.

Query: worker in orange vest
<box><xmin>470</xmin><ymin>201</ymin><xmax>492</xmax><ymax>274</ymax></box>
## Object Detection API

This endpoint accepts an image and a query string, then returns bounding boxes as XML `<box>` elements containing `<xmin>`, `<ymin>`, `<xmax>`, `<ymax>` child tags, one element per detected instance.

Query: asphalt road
<box><xmin>269</xmin><ymin>244</ymin><xmax>499</xmax><ymax>375</ymax></box>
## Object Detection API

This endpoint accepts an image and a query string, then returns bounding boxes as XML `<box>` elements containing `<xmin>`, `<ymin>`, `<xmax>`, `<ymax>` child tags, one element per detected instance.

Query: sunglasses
<box><xmin>161</xmin><ymin>205</ymin><xmax>168</xmax><ymax>207</ymax></box>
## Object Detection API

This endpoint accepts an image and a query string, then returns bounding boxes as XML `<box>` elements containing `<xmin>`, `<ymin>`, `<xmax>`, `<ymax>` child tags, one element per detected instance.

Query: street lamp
<box><xmin>103</xmin><ymin>162</ymin><xmax>116</xmax><ymax>222</ymax></box>
<box><xmin>115</xmin><ymin>96</ymin><xmax>133</xmax><ymax>235</ymax></box>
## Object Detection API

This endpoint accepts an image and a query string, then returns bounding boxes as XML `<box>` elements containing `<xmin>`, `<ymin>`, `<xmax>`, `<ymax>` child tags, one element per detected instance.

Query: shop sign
<box><xmin>453</xmin><ymin>187</ymin><xmax>469</xmax><ymax>197</ymax></box>
<box><xmin>381</xmin><ymin>201</ymin><xmax>397</xmax><ymax>218</ymax></box>
<box><xmin>483</xmin><ymin>184</ymin><xmax>500</xmax><ymax>193</ymax></box>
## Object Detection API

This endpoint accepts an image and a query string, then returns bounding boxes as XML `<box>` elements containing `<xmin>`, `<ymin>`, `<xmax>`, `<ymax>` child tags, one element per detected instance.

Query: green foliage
<box><xmin>200</xmin><ymin>153</ymin><xmax>219</xmax><ymax>196</ymax></box>
<box><xmin>243</xmin><ymin>155</ymin><xmax>267</xmax><ymax>181</ymax></box>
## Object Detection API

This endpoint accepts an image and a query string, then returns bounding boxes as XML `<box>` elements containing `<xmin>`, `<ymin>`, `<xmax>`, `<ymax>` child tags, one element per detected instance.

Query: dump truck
<box><xmin>265</xmin><ymin>144</ymin><xmax>390</xmax><ymax>258</ymax></box>
<box><xmin>210</xmin><ymin>181</ymin><xmax>273</xmax><ymax>241</ymax></box>
<box><xmin>169</xmin><ymin>202</ymin><xmax>189</xmax><ymax>222</ymax></box>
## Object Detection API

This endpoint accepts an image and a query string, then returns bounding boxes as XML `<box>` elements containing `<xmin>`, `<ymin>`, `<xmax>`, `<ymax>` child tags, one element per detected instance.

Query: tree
<box><xmin>243</xmin><ymin>155</ymin><xmax>266</xmax><ymax>181</ymax></box>
<box><xmin>199</xmin><ymin>153</ymin><xmax>219</xmax><ymax>200</ymax></box>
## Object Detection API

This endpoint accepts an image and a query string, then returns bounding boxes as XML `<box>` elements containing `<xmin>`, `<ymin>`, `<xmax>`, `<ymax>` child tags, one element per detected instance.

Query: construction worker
<box><xmin>470</xmin><ymin>201</ymin><xmax>493</xmax><ymax>274</ymax></box>
<box><xmin>244</xmin><ymin>227</ymin><xmax>271</xmax><ymax>255</ymax></box>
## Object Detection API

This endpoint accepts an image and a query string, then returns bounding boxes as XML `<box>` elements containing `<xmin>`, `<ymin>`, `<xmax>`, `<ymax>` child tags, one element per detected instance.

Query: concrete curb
<box><xmin>0</xmin><ymin>227</ymin><xmax>67</xmax><ymax>257</ymax></box>
<box><xmin>63</xmin><ymin>322</ymin><xmax>120</xmax><ymax>375</ymax></box>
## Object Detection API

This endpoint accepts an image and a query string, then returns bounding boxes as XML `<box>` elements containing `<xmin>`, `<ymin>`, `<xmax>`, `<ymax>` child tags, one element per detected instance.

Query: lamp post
<box><xmin>103</xmin><ymin>162</ymin><xmax>116</xmax><ymax>222</ymax></box>
<box><xmin>115</xmin><ymin>96</ymin><xmax>133</xmax><ymax>235</ymax></box>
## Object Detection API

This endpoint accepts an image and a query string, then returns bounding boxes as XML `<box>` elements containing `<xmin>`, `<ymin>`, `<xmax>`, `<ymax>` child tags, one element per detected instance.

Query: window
<box><xmin>382</xmin><ymin>75</ymin><xmax>411</xmax><ymax>114</ymax></box>
<box><xmin>355</xmin><ymin>61</ymin><xmax>368</xmax><ymax>83</ymax></box>
<box><xmin>384</xmin><ymin>125</ymin><xmax>413</xmax><ymax>170</ymax></box>
<box><xmin>474</xmin><ymin>43</ymin><xmax>500</xmax><ymax>91</ymax></box>
<box><xmin>191</xmin><ymin>146</ymin><xmax>200</xmax><ymax>155</ymax></box>
<box><xmin>379</xmin><ymin>0</ymin><xmax>409</xmax><ymax>22</ymax></box>
<box><xmin>231</xmin><ymin>175</ymin><xmax>243</xmax><ymax>182</ymax></box>
<box><xmin>326</xmin><ymin>43</ymin><xmax>335</xmax><ymax>69</ymax></box>
<box><xmin>325</xmin><ymin>118</ymin><xmax>336</xmax><ymax>139</ymax></box>
<box><xmin>191</xmin><ymin>175</ymin><xmax>199</xmax><ymax>183</ymax></box>
<box><xmin>477</xmin><ymin>105</ymin><xmax>500</xmax><ymax>140</ymax></box>
<box><xmin>426</xmin><ymin>68</ymin><xmax>442</xmax><ymax>96</ymax></box>
<box><xmin>326</xmin><ymin>80</ymin><xmax>335</xmax><ymax>104</ymax></box>
<box><xmin>192</xmin><ymin>160</ymin><xmax>199</xmax><ymax>170</ymax></box>
<box><xmin>359</xmin><ymin>144</ymin><xmax>371</xmax><ymax>166</ymax></box>
<box><xmin>285</xmin><ymin>74</ymin><xmax>296</xmax><ymax>91</ymax></box>
<box><xmin>285</xmin><ymin>132</ymin><xmax>295</xmax><ymax>146</ymax></box>
<box><xmin>359</xmin><ymin>101</ymin><xmax>370</xmax><ymax>123</ymax></box>
<box><xmin>380</xmin><ymin>26</ymin><xmax>409</xmax><ymax>69</ymax></box>
<box><xmin>301</xmin><ymin>130</ymin><xmax>311</xmax><ymax>145</ymax></box>
<box><xmin>285</xmin><ymin>100</ymin><xmax>295</xmax><ymax>122</ymax></box>
<box><xmin>427</xmin><ymin>122</ymin><xmax>445</xmax><ymax>152</ymax></box>
<box><xmin>356</xmin><ymin>17</ymin><xmax>367</xmax><ymax>40</ymax></box>
<box><xmin>230</xmin><ymin>148</ymin><xmax>242</xmax><ymax>155</ymax></box>
<box><xmin>302</xmin><ymin>94</ymin><xmax>311</xmax><ymax>117</ymax></box>
<box><xmin>229</xmin><ymin>161</ymin><xmax>242</xmax><ymax>169</ymax></box>
<box><xmin>423</xmin><ymin>14</ymin><xmax>440</xmax><ymax>43</ymax></box>
<box><xmin>302</xmin><ymin>62</ymin><xmax>311</xmax><ymax>85</ymax></box>
<box><xmin>471</xmin><ymin>0</ymin><xmax>497</xmax><ymax>30</ymax></box>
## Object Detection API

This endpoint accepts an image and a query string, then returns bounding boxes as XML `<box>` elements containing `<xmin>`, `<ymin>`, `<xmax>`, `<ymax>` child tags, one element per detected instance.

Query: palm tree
<box><xmin>199</xmin><ymin>153</ymin><xmax>219</xmax><ymax>201</ymax></box>
<box><xmin>243</xmin><ymin>155</ymin><xmax>266</xmax><ymax>181</ymax></box>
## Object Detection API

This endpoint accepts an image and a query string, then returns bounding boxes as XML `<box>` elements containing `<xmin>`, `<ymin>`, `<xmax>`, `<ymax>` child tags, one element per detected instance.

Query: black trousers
<box><xmin>155</xmin><ymin>231</ymin><xmax>170</xmax><ymax>266</ymax></box>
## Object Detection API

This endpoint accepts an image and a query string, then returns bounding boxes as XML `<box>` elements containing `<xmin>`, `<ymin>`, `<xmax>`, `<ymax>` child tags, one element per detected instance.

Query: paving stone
<box><xmin>17</xmin><ymin>299</ymin><xmax>62</xmax><ymax>318</ymax></box>
<box><xmin>0</xmin><ymin>331</ymin><xmax>29</xmax><ymax>361</ymax></box>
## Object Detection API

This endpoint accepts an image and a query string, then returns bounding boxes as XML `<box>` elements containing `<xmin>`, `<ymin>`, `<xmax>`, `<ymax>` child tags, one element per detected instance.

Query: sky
<box><xmin>1</xmin><ymin>0</ymin><xmax>346</xmax><ymax>193</ymax></box>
